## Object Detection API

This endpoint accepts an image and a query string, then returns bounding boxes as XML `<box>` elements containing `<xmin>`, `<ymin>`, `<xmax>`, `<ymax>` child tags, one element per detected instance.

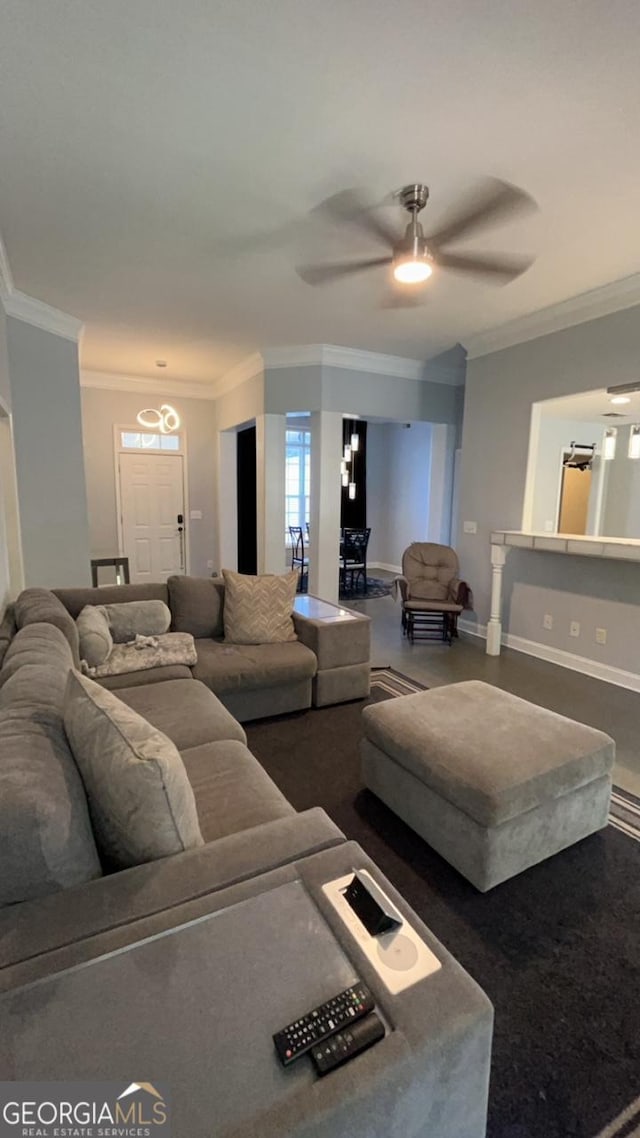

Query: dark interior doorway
<box><xmin>236</xmin><ymin>425</ymin><xmax>257</xmax><ymax>574</ymax></box>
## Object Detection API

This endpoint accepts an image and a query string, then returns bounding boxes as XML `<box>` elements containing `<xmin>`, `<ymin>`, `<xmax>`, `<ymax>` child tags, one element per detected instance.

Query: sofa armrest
<box><xmin>293</xmin><ymin>599</ymin><xmax>370</xmax><ymax>670</ymax></box>
<box><xmin>0</xmin><ymin>808</ymin><xmax>345</xmax><ymax>983</ymax></box>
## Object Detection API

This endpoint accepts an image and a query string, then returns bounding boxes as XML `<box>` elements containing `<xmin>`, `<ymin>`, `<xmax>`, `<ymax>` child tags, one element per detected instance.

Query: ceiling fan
<box><xmin>296</xmin><ymin>179</ymin><xmax>537</xmax><ymax>300</ymax></box>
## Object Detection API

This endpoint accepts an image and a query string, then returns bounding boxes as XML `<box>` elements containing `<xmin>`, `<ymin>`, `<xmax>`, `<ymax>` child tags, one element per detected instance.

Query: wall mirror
<box><xmin>524</xmin><ymin>386</ymin><xmax>640</xmax><ymax>540</ymax></box>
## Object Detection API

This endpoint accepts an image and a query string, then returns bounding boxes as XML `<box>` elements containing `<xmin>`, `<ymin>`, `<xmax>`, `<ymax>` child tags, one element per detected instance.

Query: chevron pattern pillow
<box><xmin>222</xmin><ymin>569</ymin><xmax>298</xmax><ymax>644</ymax></box>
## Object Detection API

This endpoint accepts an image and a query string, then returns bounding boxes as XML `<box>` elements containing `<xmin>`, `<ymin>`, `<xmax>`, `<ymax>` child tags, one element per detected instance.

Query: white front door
<box><xmin>119</xmin><ymin>452</ymin><xmax>186</xmax><ymax>582</ymax></box>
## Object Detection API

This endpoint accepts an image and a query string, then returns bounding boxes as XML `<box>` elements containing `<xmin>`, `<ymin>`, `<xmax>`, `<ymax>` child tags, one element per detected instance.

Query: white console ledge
<box><xmin>486</xmin><ymin>531</ymin><xmax>640</xmax><ymax>657</ymax></box>
<box><xmin>490</xmin><ymin>530</ymin><xmax>640</xmax><ymax>562</ymax></box>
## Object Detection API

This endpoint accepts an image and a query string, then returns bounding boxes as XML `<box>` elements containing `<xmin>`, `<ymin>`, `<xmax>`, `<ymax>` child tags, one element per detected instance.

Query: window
<box><xmin>285</xmin><ymin>429</ymin><xmax>310</xmax><ymax>535</ymax></box>
<box><xmin>120</xmin><ymin>431</ymin><xmax>181</xmax><ymax>451</ymax></box>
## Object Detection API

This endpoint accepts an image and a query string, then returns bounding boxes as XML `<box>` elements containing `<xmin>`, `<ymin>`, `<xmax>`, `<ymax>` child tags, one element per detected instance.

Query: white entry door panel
<box><xmin>119</xmin><ymin>453</ymin><xmax>185</xmax><ymax>582</ymax></box>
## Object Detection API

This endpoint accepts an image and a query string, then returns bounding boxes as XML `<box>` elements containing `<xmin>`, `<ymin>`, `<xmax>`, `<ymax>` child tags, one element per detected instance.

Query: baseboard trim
<box><xmin>457</xmin><ymin>619</ymin><xmax>640</xmax><ymax>693</ymax></box>
<box><xmin>369</xmin><ymin>561</ymin><xmax>402</xmax><ymax>575</ymax></box>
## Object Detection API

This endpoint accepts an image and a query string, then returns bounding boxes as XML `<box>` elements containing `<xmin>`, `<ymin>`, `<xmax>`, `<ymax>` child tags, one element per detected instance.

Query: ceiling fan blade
<box><xmin>296</xmin><ymin>256</ymin><xmax>393</xmax><ymax>286</ymax></box>
<box><xmin>427</xmin><ymin>179</ymin><xmax>537</xmax><ymax>249</ymax></box>
<box><xmin>436</xmin><ymin>251</ymin><xmax>534</xmax><ymax>282</ymax></box>
<box><xmin>310</xmin><ymin>189</ymin><xmax>400</xmax><ymax>249</ymax></box>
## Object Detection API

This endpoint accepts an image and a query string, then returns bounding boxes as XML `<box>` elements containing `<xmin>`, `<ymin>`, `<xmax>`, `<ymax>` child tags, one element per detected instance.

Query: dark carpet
<box><xmin>245</xmin><ymin>672</ymin><xmax>640</xmax><ymax>1138</ymax></box>
<box><xmin>338</xmin><ymin>576</ymin><xmax>392</xmax><ymax>600</ymax></box>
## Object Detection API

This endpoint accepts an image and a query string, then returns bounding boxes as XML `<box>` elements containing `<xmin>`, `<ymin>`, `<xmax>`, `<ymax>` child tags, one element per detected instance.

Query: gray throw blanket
<box><xmin>81</xmin><ymin>632</ymin><xmax>197</xmax><ymax>678</ymax></box>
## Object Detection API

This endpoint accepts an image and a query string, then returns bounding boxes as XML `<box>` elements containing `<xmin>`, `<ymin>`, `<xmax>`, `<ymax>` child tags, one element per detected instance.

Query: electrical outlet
<box><xmin>463</xmin><ymin>521</ymin><xmax>477</xmax><ymax>534</ymax></box>
<box><xmin>544</xmin><ymin>520</ymin><xmax>555</xmax><ymax>532</ymax></box>
<box><xmin>543</xmin><ymin>614</ymin><xmax>553</xmax><ymax>630</ymax></box>
<box><xmin>570</xmin><ymin>621</ymin><xmax>580</xmax><ymax>638</ymax></box>
<box><xmin>206</xmin><ymin>560</ymin><xmax>214</xmax><ymax>569</ymax></box>
<box><xmin>595</xmin><ymin>627</ymin><xmax>607</xmax><ymax>645</ymax></box>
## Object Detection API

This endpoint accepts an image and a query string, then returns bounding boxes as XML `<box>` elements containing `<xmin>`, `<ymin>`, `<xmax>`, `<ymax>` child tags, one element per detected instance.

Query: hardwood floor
<box><xmin>346</xmin><ymin>584</ymin><xmax>640</xmax><ymax>797</ymax></box>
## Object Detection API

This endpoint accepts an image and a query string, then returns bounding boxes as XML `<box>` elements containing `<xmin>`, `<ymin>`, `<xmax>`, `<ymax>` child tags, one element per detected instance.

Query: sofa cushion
<box><xmin>0</xmin><ymin>710</ymin><xmax>102</xmax><ymax>906</ymax></box>
<box><xmin>117</xmin><ymin>678</ymin><xmax>247</xmax><ymax>750</ymax></box>
<box><xmin>222</xmin><ymin>569</ymin><xmax>298</xmax><ymax>644</ymax></box>
<box><xmin>64</xmin><ymin>671</ymin><xmax>204</xmax><ymax>869</ymax></box>
<box><xmin>168</xmin><ymin>575</ymin><xmax>225</xmax><ymax>638</ymax></box>
<box><xmin>99</xmin><ymin>664</ymin><xmax>193</xmax><ymax>690</ymax></box>
<box><xmin>77</xmin><ymin>605</ymin><xmax>113</xmax><ymax>667</ymax></box>
<box><xmin>0</xmin><ymin>623</ymin><xmax>74</xmax><ymax>687</ymax></box>
<box><xmin>0</xmin><ymin>603</ymin><xmax>16</xmax><ymax>669</ymax></box>
<box><xmin>180</xmin><ymin>740</ymin><xmax>294</xmax><ymax>842</ymax></box>
<box><xmin>0</xmin><ymin>663</ymin><xmax>69</xmax><ymax>716</ymax></box>
<box><xmin>14</xmin><ymin>588</ymin><xmax>80</xmax><ymax>666</ymax></box>
<box><xmin>101</xmin><ymin>599</ymin><xmax>171</xmax><ymax>643</ymax></box>
<box><xmin>54</xmin><ymin>583</ymin><xmax>169</xmax><ymax>620</ymax></box>
<box><xmin>192</xmin><ymin>638</ymin><xmax>317</xmax><ymax>695</ymax></box>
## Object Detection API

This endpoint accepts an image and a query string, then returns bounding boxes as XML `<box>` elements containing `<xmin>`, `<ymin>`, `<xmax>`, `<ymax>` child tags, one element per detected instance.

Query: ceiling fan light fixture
<box><xmin>393</xmin><ymin>258</ymin><xmax>433</xmax><ymax>284</ymax></box>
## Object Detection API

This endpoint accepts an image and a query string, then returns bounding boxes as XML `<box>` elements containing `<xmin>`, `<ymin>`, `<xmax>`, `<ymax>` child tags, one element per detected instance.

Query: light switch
<box><xmin>190</xmin><ymin>510</ymin><xmax>203</xmax><ymax>520</ymax></box>
<box><xmin>463</xmin><ymin>521</ymin><xmax>477</xmax><ymax>534</ymax></box>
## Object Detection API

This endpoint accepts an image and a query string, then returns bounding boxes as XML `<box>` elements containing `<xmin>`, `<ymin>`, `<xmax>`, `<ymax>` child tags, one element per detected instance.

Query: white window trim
<box><xmin>285</xmin><ymin>428</ymin><xmax>311</xmax><ymax>538</ymax></box>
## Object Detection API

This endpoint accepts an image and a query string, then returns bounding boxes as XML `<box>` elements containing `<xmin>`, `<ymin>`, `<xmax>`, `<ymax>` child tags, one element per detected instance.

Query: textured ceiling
<box><xmin>1</xmin><ymin>0</ymin><xmax>640</xmax><ymax>383</ymax></box>
<box><xmin>540</xmin><ymin>388</ymin><xmax>640</xmax><ymax>423</ymax></box>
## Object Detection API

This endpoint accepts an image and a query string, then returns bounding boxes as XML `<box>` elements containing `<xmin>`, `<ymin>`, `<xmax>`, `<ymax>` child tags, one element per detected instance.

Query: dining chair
<box><xmin>339</xmin><ymin>527</ymin><xmax>371</xmax><ymax>594</ymax></box>
<box><xmin>289</xmin><ymin>526</ymin><xmax>309</xmax><ymax>592</ymax></box>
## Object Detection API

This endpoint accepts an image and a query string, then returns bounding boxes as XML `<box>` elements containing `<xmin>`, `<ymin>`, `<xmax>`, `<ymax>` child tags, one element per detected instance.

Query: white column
<box><xmin>486</xmin><ymin>543</ymin><xmax>508</xmax><ymax>655</ymax></box>
<box><xmin>216</xmin><ymin>429</ymin><xmax>237</xmax><ymax>572</ymax></box>
<box><xmin>256</xmin><ymin>413</ymin><xmax>286</xmax><ymax>574</ymax></box>
<box><xmin>309</xmin><ymin>411</ymin><xmax>343</xmax><ymax>602</ymax></box>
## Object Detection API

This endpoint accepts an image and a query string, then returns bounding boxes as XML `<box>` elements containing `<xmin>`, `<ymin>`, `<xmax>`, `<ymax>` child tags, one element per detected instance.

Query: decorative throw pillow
<box><xmin>63</xmin><ymin>671</ymin><xmax>203</xmax><ymax>869</ymax></box>
<box><xmin>76</xmin><ymin>605</ymin><xmax>113</xmax><ymax>667</ymax></box>
<box><xmin>101</xmin><ymin>599</ymin><xmax>171</xmax><ymax>643</ymax></box>
<box><xmin>222</xmin><ymin>569</ymin><xmax>298</xmax><ymax>645</ymax></box>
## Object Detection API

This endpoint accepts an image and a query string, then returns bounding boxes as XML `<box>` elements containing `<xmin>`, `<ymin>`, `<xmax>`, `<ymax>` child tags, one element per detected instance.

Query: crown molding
<box><xmin>81</xmin><ymin>369</ymin><xmax>219</xmax><ymax>400</ymax></box>
<box><xmin>263</xmin><ymin>343</ymin><xmax>427</xmax><ymax>380</ymax></box>
<box><xmin>0</xmin><ymin>231</ymin><xmax>14</xmax><ymax>303</ymax></box>
<box><xmin>3</xmin><ymin>290</ymin><xmax>83</xmax><ymax>342</ymax></box>
<box><xmin>464</xmin><ymin>272</ymin><xmax>640</xmax><ymax>360</ymax></box>
<box><xmin>210</xmin><ymin>352</ymin><xmax>264</xmax><ymax>399</ymax></box>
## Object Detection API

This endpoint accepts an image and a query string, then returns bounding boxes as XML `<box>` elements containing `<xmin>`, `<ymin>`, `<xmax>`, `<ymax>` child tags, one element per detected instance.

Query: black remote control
<box><xmin>273</xmin><ymin>982</ymin><xmax>374</xmax><ymax>1066</ymax></box>
<box><xmin>311</xmin><ymin>1012</ymin><xmax>385</xmax><ymax>1075</ymax></box>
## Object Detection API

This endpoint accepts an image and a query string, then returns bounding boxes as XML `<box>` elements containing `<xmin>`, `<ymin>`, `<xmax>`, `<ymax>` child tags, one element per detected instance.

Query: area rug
<box><xmin>245</xmin><ymin>667</ymin><xmax>640</xmax><ymax>1138</ymax></box>
<box><xmin>338</xmin><ymin>576</ymin><xmax>392</xmax><ymax>600</ymax></box>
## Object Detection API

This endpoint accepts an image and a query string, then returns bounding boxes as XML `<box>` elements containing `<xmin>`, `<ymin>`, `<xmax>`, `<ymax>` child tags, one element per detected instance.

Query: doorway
<box><xmin>557</xmin><ymin>459</ymin><xmax>592</xmax><ymax>535</ymax></box>
<box><xmin>117</xmin><ymin>451</ymin><xmax>187</xmax><ymax>583</ymax></box>
<box><xmin>236</xmin><ymin>425</ymin><xmax>257</xmax><ymax>574</ymax></box>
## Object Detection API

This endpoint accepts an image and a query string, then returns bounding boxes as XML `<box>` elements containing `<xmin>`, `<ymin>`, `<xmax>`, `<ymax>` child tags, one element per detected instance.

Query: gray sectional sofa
<box><xmin>0</xmin><ymin>580</ymin><xmax>493</xmax><ymax>1137</ymax></box>
<box><xmin>53</xmin><ymin>575</ymin><xmax>372</xmax><ymax>719</ymax></box>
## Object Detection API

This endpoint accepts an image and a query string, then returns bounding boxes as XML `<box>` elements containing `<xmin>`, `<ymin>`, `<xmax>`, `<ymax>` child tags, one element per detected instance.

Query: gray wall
<box><xmin>264</xmin><ymin>364</ymin><xmax>462</xmax><ymax>425</ymax></box>
<box><xmin>80</xmin><ymin>386</ymin><xmax>217</xmax><ymax>577</ymax></box>
<box><xmin>0</xmin><ymin>305</ymin><xmax>10</xmax><ymax>412</ymax></box>
<box><xmin>367</xmin><ymin>422</ymin><xmax>432</xmax><ymax>566</ymax></box>
<box><xmin>0</xmin><ymin>309</ymin><xmax>11</xmax><ymax>608</ymax></box>
<box><xmin>7</xmin><ymin>317</ymin><xmax>91</xmax><ymax>587</ymax></box>
<box><xmin>459</xmin><ymin>303</ymin><xmax>640</xmax><ymax>675</ymax></box>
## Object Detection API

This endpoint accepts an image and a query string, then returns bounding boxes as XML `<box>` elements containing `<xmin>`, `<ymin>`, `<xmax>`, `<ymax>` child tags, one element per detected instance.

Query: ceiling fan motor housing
<box><xmin>396</xmin><ymin>184</ymin><xmax>430</xmax><ymax>213</ymax></box>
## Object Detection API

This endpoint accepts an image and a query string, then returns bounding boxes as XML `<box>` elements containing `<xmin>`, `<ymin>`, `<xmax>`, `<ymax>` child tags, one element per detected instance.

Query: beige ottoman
<box><xmin>361</xmin><ymin>680</ymin><xmax>615</xmax><ymax>891</ymax></box>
